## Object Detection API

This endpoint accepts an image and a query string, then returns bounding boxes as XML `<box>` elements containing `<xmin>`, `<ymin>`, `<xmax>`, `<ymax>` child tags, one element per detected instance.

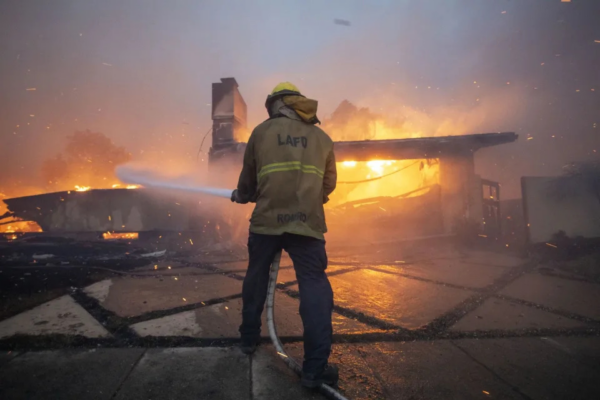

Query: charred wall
<box><xmin>3</xmin><ymin>189</ymin><xmax>226</xmax><ymax>235</ymax></box>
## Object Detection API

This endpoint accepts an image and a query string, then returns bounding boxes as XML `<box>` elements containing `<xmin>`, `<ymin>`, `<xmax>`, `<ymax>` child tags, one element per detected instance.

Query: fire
<box><xmin>73</xmin><ymin>183</ymin><xmax>141</xmax><ymax>191</ymax></box>
<box><xmin>366</xmin><ymin>160</ymin><xmax>395</xmax><ymax>176</ymax></box>
<box><xmin>329</xmin><ymin>159</ymin><xmax>440</xmax><ymax>206</ymax></box>
<box><xmin>102</xmin><ymin>232</ymin><xmax>139</xmax><ymax>240</ymax></box>
<box><xmin>0</xmin><ymin>221</ymin><xmax>43</xmax><ymax>239</ymax></box>
<box><xmin>2</xmin><ymin>224</ymin><xmax>18</xmax><ymax>241</ymax></box>
<box><xmin>112</xmin><ymin>184</ymin><xmax>140</xmax><ymax>189</ymax></box>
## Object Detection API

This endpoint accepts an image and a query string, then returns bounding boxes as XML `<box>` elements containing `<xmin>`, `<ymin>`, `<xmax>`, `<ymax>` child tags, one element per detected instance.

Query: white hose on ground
<box><xmin>266</xmin><ymin>251</ymin><xmax>350</xmax><ymax>400</ymax></box>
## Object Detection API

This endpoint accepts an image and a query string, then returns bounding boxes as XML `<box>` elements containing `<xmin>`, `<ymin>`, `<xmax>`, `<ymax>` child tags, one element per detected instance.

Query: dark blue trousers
<box><xmin>239</xmin><ymin>232</ymin><xmax>334</xmax><ymax>375</ymax></box>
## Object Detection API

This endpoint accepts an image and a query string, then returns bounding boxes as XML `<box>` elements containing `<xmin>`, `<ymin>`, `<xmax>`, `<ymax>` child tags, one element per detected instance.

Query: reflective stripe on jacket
<box><xmin>236</xmin><ymin>116</ymin><xmax>337</xmax><ymax>240</ymax></box>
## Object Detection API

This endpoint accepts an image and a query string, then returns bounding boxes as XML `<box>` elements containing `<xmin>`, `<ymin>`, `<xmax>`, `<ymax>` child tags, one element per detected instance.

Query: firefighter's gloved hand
<box><xmin>231</xmin><ymin>189</ymin><xmax>247</xmax><ymax>204</ymax></box>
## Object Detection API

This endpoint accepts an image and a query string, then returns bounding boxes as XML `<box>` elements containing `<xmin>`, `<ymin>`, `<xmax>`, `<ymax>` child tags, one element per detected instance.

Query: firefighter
<box><xmin>231</xmin><ymin>82</ymin><xmax>338</xmax><ymax>388</ymax></box>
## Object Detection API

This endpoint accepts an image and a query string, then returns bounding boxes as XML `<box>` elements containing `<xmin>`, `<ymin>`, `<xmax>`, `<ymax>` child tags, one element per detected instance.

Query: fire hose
<box><xmin>114</xmin><ymin>169</ymin><xmax>349</xmax><ymax>398</ymax></box>
<box><xmin>266</xmin><ymin>251</ymin><xmax>349</xmax><ymax>400</ymax></box>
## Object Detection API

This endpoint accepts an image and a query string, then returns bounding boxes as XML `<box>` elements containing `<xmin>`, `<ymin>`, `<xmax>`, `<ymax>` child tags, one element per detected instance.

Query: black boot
<box><xmin>239</xmin><ymin>337</ymin><xmax>259</xmax><ymax>355</ymax></box>
<box><xmin>301</xmin><ymin>364</ymin><xmax>339</xmax><ymax>388</ymax></box>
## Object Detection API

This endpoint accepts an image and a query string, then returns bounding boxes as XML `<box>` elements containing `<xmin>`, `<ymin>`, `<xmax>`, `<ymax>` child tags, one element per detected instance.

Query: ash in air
<box><xmin>334</xmin><ymin>19</ymin><xmax>351</xmax><ymax>26</ymax></box>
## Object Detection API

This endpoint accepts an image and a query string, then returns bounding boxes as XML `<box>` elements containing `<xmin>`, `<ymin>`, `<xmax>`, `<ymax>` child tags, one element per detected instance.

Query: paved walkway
<box><xmin>1</xmin><ymin>244</ymin><xmax>600</xmax><ymax>399</ymax></box>
<box><xmin>2</xmin><ymin>337</ymin><xmax>600</xmax><ymax>399</ymax></box>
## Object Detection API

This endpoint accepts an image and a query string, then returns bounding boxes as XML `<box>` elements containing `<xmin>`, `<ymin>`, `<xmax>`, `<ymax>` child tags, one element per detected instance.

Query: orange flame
<box><xmin>329</xmin><ymin>159</ymin><xmax>440</xmax><ymax>206</ymax></box>
<box><xmin>112</xmin><ymin>184</ymin><xmax>140</xmax><ymax>189</ymax></box>
<box><xmin>0</xmin><ymin>221</ymin><xmax>43</xmax><ymax>238</ymax></box>
<box><xmin>102</xmin><ymin>232</ymin><xmax>139</xmax><ymax>240</ymax></box>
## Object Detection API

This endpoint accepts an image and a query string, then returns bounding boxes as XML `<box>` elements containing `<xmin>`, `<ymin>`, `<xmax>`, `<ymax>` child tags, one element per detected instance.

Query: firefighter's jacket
<box><xmin>236</xmin><ymin>98</ymin><xmax>337</xmax><ymax>240</ymax></box>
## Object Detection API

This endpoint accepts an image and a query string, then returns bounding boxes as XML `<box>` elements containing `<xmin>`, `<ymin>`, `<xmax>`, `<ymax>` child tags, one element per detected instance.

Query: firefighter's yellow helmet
<box><xmin>270</xmin><ymin>82</ymin><xmax>301</xmax><ymax>96</ymax></box>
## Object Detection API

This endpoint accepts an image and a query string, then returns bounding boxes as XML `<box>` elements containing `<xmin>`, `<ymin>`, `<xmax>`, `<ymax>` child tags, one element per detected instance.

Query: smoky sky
<box><xmin>1</xmin><ymin>0</ymin><xmax>599</xmax><ymax>198</ymax></box>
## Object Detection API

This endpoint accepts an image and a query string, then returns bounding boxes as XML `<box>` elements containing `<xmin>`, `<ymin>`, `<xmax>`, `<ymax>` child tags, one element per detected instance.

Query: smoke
<box><xmin>322</xmin><ymin>88</ymin><xmax>525</xmax><ymax>142</ymax></box>
<box><xmin>41</xmin><ymin>130</ymin><xmax>132</xmax><ymax>191</ymax></box>
<box><xmin>114</xmin><ymin>162</ymin><xmax>251</xmax><ymax>244</ymax></box>
<box><xmin>0</xmin><ymin>0</ymin><xmax>598</xmax><ymax>200</ymax></box>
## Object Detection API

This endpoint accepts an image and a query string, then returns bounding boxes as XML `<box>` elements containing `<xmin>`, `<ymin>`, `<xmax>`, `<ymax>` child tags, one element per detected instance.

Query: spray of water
<box><xmin>116</xmin><ymin>166</ymin><xmax>232</xmax><ymax>199</ymax></box>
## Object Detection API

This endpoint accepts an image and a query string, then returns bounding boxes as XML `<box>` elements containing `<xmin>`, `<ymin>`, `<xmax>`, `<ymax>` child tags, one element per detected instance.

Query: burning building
<box><xmin>326</xmin><ymin>133</ymin><xmax>515</xmax><ymax>244</ymax></box>
<box><xmin>0</xmin><ymin>78</ymin><xmax>516</xmax><ymax>246</ymax></box>
<box><xmin>207</xmin><ymin>78</ymin><xmax>517</xmax><ymax>245</ymax></box>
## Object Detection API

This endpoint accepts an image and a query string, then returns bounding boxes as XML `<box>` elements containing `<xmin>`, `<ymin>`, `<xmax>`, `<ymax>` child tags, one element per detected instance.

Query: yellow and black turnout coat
<box><xmin>236</xmin><ymin>96</ymin><xmax>337</xmax><ymax>240</ymax></box>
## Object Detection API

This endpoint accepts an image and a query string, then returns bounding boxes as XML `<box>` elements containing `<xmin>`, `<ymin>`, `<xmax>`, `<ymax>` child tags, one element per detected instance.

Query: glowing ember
<box><xmin>102</xmin><ymin>232</ymin><xmax>139</xmax><ymax>240</ymax></box>
<box><xmin>74</xmin><ymin>185</ymin><xmax>91</xmax><ymax>191</ymax></box>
